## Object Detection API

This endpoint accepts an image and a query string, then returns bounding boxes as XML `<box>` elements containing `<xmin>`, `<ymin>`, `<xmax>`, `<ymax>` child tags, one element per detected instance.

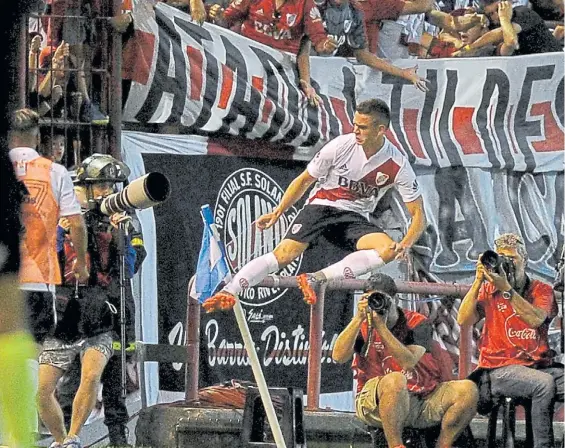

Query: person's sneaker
<box><xmin>62</xmin><ymin>435</ymin><xmax>82</xmax><ymax>448</ymax></box>
<box><xmin>296</xmin><ymin>273</ymin><xmax>320</xmax><ymax>305</ymax></box>
<box><xmin>80</xmin><ymin>101</ymin><xmax>109</xmax><ymax>125</ymax></box>
<box><xmin>202</xmin><ymin>291</ymin><xmax>236</xmax><ymax>313</ymax></box>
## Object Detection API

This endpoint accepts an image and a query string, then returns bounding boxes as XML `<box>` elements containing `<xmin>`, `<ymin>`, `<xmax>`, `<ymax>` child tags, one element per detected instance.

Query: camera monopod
<box><xmin>106</xmin><ymin>172</ymin><xmax>171</xmax><ymax>398</ymax></box>
<box><xmin>116</xmin><ymin>221</ymin><xmax>129</xmax><ymax>399</ymax></box>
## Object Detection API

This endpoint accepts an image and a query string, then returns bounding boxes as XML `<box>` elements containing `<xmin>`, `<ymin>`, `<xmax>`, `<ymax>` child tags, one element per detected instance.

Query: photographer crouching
<box><xmin>458</xmin><ymin>233</ymin><xmax>563</xmax><ymax>448</ymax></box>
<box><xmin>333</xmin><ymin>273</ymin><xmax>478</xmax><ymax>448</ymax></box>
<box><xmin>38</xmin><ymin>154</ymin><xmax>145</xmax><ymax>448</ymax></box>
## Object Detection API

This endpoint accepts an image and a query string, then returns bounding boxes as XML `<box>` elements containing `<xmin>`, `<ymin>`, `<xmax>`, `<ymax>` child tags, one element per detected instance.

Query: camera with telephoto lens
<box><xmin>75</xmin><ymin>154</ymin><xmax>171</xmax><ymax>215</ymax></box>
<box><xmin>366</xmin><ymin>291</ymin><xmax>392</xmax><ymax>315</ymax></box>
<box><xmin>480</xmin><ymin>250</ymin><xmax>515</xmax><ymax>277</ymax></box>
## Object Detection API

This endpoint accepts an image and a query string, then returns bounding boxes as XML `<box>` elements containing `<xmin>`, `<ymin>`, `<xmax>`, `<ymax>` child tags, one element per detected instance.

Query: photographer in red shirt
<box><xmin>334</xmin><ymin>273</ymin><xmax>478</xmax><ymax>448</ymax></box>
<box><xmin>458</xmin><ymin>233</ymin><xmax>563</xmax><ymax>448</ymax></box>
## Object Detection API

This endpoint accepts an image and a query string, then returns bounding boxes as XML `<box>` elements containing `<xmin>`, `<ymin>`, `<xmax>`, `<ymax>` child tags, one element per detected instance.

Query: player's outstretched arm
<box><xmin>394</xmin><ymin>196</ymin><xmax>426</xmax><ymax>258</ymax></box>
<box><xmin>257</xmin><ymin>169</ymin><xmax>317</xmax><ymax>230</ymax></box>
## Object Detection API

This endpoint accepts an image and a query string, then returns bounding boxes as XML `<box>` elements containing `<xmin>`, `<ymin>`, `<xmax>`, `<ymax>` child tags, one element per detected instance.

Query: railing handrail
<box><xmin>184</xmin><ymin>274</ymin><xmax>474</xmax><ymax>408</ymax></box>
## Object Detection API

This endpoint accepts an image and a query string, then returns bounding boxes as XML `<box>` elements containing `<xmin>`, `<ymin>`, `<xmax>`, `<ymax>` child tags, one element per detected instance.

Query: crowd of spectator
<box><xmin>201</xmin><ymin>0</ymin><xmax>563</xmax><ymax>90</ymax></box>
<box><xmin>27</xmin><ymin>0</ymin><xmax>563</xmax><ymax>130</ymax></box>
<box><xmin>25</xmin><ymin>0</ymin><xmax>563</xmax><ymax>167</ymax></box>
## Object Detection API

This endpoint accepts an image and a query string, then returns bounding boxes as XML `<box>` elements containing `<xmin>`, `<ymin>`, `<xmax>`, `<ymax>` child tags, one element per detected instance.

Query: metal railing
<box><xmin>184</xmin><ymin>275</ymin><xmax>473</xmax><ymax>409</ymax></box>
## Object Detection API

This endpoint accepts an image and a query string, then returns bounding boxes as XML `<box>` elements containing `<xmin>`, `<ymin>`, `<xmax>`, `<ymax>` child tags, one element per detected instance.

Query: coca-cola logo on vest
<box><xmin>214</xmin><ymin>168</ymin><xmax>303</xmax><ymax>306</ymax></box>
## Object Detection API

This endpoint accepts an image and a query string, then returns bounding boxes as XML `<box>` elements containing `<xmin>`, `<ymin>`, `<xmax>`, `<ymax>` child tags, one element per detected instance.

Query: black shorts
<box><xmin>286</xmin><ymin>205</ymin><xmax>384</xmax><ymax>251</ymax></box>
<box><xmin>25</xmin><ymin>290</ymin><xmax>57</xmax><ymax>344</ymax></box>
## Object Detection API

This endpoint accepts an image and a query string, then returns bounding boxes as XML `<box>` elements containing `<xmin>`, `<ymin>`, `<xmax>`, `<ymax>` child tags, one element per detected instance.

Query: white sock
<box><xmin>319</xmin><ymin>249</ymin><xmax>384</xmax><ymax>281</ymax></box>
<box><xmin>224</xmin><ymin>252</ymin><xmax>279</xmax><ymax>296</ymax></box>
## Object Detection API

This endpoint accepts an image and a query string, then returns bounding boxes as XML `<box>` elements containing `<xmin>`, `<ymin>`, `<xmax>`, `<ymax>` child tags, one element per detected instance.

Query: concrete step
<box><xmin>135</xmin><ymin>403</ymin><xmax>564</xmax><ymax>448</ymax></box>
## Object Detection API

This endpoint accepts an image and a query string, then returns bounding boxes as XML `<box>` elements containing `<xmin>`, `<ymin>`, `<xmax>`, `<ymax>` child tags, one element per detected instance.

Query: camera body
<box><xmin>480</xmin><ymin>250</ymin><xmax>516</xmax><ymax>281</ymax></box>
<box><xmin>367</xmin><ymin>291</ymin><xmax>392</xmax><ymax>315</ymax></box>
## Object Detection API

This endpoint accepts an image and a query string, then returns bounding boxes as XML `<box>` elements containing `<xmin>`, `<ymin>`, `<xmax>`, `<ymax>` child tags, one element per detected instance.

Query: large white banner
<box><xmin>123</xmin><ymin>2</ymin><xmax>564</xmax><ymax>171</ymax></box>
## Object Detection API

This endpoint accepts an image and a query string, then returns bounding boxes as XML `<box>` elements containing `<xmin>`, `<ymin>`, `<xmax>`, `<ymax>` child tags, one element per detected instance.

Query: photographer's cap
<box><xmin>367</xmin><ymin>273</ymin><xmax>398</xmax><ymax>297</ymax></box>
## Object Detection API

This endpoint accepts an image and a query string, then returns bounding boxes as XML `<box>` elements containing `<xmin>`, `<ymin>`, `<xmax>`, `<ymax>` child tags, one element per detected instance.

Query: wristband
<box><xmin>462</xmin><ymin>44</ymin><xmax>472</xmax><ymax>52</ymax></box>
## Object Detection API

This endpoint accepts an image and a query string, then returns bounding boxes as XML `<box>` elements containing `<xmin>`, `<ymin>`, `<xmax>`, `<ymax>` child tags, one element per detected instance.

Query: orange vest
<box><xmin>14</xmin><ymin>157</ymin><xmax>62</xmax><ymax>285</ymax></box>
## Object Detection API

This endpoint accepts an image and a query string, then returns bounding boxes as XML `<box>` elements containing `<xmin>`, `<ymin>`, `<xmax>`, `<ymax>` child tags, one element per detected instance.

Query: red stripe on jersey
<box><xmin>310</xmin><ymin>186</ymin><xmax>359</xmax><ymax>202</ymax></box>
<box><xmin>358</xmin><ymin>158</ymin><xmax>401</xmax><ymax>187</ymax></box>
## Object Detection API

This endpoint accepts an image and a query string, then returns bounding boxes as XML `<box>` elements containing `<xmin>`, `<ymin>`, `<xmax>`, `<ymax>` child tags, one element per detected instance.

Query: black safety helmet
<box><xmin>75</xmin><ymin>153</ymin><xmax>130</xmax><ymax>184</ymax></box>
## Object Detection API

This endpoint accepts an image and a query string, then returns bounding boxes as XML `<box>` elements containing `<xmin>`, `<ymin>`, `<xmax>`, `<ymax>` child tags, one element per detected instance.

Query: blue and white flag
<box><xmin>191</xmin><ymin>205</ymin><xmax>231</xmax><ymax>303</ymax></box>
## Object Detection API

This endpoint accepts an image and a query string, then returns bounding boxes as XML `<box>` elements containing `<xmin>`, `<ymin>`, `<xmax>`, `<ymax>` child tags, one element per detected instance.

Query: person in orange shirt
<box><xmin>8</xmin><ymin>108</ymin><xmax>89</xmax><ymax>448</ymax></box>
<box><xmin>458</xmin><ymin>233</ymin><xmax>563</xmax><ymax>448</ymax></box>
<box><xmin>9</xmin><ymin>109</ymin><xmax>89</xmax><ymax>343</ymax></box>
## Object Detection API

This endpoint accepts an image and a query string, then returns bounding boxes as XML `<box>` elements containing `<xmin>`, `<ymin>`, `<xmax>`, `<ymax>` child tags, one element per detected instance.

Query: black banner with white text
<box><xmin>141</xmin><ymin>152</ymin><xmax>354</xmax><ymax>392</ymax></box>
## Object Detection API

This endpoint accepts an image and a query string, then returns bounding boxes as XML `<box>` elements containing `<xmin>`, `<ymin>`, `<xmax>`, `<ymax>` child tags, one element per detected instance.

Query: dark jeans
<box><xmin>59</xmin><ymin>353</ymin><xmax>128</xmax><ymax>429</ymax></box>
<box><xmin>489</xmin><ymin>363</ymin><xmax>564</xmax><ymax>448</ymax></box>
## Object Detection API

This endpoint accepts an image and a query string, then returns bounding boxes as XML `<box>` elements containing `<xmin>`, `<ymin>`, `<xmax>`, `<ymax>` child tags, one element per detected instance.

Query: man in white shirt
<box><xmin>204</xmin><ymin>99</ymin><xmax>427</xmax><ymax>312</ymax></box>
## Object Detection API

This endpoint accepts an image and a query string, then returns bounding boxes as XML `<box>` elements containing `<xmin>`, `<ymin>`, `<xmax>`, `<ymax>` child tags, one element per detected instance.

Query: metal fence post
<box><xmin>306</xmin><ymin>282</ymin><xmax>327</xmax><ymax>410</ymax></box>
<box><xmin>109</xmin><ymin>0</ymin><xmax>123</xmax><ymax>160</ymax></box>
<box><xmin>185</xmin><ymin>276</ymin><xmax>200</xmax><ymax>403</ymax></box>
<box><xmin>458</xmin><ymin>324</ymin><xmax>472</xmax><ymax>379</ymax></box>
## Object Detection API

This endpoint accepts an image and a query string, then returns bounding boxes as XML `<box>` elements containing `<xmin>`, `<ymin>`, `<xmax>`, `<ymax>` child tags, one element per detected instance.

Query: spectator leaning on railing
<box><xmin>454</xmin><ymin>0</ymin><xmax>562</xmax><ymax>55</ymax></box>
<box><xmin>353</xmin><ymin>0</ymin><xmax>433</xmax><ymax>55</ymax></box>
<box><xmin>208</xmin><ymin>0</ymin><xmax>338</xmax><ymax>106</ymax></box>
<box><xmin>421</xmin><ymin>9</ymin><xmax>495</xmax><ymax>56</ymax></box>
<box><xmin>312</xmin><ymin>0</ymin><xmax>429</xmax><ymax>91</ymax></box>
<box><xmin>44</xmin><ymin>0</ymin><xmax>109</xmax><ymax>124</ymax></box>
<box><xmin>30</xmin><ymin>39</ymin><xmax>68</xmax><ymax>118</ymax></box>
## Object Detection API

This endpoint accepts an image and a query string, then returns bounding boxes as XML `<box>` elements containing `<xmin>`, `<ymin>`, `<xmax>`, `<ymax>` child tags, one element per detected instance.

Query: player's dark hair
<box><xmin>356</xmin><ymin>99</ymin><xmax>391</xmax><ymax>129</ymax></box>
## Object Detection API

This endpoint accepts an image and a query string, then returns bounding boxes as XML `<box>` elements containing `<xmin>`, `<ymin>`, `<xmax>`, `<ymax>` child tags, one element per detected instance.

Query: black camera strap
<box><xmin>362</xmin><ymin>314</ymin><xmax>374</xmax><ymax>358</ymax></box>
